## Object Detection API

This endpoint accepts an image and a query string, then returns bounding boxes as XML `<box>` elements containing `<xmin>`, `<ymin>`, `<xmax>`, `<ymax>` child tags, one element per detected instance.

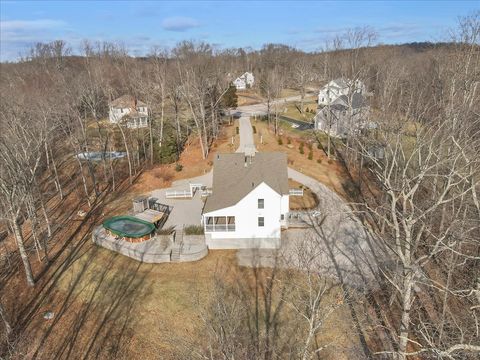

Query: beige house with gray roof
<box><xmin>109</xmin><ymin>95</ymin><xmax>148</xmax><ymax>129</ymax></box>
<box><xmin>202</xmin><ymin>152</ymin><xmax>289</xmax><ymax>249</ymax></box>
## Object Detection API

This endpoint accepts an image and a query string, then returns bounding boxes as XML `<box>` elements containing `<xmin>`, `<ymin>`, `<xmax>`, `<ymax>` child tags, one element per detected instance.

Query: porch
<box><xmin>204</xmin><ymin>216</ymin><xmax>236</xmax><ymax>232</ymax></box>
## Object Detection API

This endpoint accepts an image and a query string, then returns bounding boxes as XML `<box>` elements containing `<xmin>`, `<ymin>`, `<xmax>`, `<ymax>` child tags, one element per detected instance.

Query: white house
<box><xmin>318</xmin><ymin>78</ymin><xmax>366</xmax><ymax>106</ymax></box>
<box><xmin>232</xmin><ymin>72</ymin><xmax>255</xmax><ymax>90</ymax></box>
<box><xmin>202</xmin><ymin>152</ymin><xmax>289</xmax><ymax>249</ymax></box>
<box><xmin>108</xmin><ymin>95</ymin><xmax>149</xmax><ymax>129</ymax></box>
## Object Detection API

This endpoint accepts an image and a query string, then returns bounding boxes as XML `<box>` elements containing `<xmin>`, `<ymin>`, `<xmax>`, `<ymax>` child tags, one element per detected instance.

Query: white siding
<box><xmin>109</xmin><ymin>106</ymin><xmax>148</xmax><ymax>124</ymax></box>
<box><xmin>203</xmin><ymin>182</ymin><xmax>287</xmax><ymax>247</ymax></box>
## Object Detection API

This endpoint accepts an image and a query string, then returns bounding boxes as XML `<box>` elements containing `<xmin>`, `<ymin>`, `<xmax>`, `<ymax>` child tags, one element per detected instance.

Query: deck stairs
<box><xmin>171</xmin><ymin>229</ymin><xmax>184</xmax><ymax>262</ymax></box>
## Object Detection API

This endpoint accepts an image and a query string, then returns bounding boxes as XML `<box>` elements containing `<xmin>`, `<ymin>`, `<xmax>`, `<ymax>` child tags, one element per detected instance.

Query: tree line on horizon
<box><xmin>0</xmin><ymin>11</ymin><xmax>479</xmax><ymax>360</ymax></box>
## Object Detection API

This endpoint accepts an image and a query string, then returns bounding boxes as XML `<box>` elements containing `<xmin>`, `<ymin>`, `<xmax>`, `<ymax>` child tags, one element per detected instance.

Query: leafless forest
<box><xmin>0</xmin><ymin>12</ymin><xmax>479</xmax><ymax>360</ymax></box>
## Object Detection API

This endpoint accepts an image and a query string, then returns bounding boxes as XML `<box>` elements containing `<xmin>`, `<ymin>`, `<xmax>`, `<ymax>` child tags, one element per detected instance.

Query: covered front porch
<box><xmin>204</xmin><ymin>216</ymin><xmax>236</xmax><ymax>232</ymax></box>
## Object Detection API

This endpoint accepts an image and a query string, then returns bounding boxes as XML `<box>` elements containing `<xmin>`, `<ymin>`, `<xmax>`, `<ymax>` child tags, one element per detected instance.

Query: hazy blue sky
<box><xmin>0</xmin><ymin>0</ymin><xmax>478</xmax><ymax>60</ymax></box>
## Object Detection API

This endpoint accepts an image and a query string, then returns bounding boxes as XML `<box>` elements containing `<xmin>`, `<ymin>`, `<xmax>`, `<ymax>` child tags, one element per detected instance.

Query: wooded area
<box><xmin>0</xmin><ymin>12</ymin><xmax>479</xmax><ymax>360</ymax></box>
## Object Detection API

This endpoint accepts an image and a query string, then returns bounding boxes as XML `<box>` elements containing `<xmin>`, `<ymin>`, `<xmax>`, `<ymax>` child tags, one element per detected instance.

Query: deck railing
<box><xmin>205</xmin><ymin>224</ymin><xmax>236</xmax><ymax>232</ymax></box>
<box><xmin>165</xmin><ymin>190</ymin><xmax>193</xmax><ymax>199</ymax></box>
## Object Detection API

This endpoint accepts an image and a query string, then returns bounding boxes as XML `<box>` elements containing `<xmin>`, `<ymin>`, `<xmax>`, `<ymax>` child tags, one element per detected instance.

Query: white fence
<box><xmin>289</xmin><ymin>188</ymin><xmax>304</xmax><ymax>196</ymax></box>
<box><xmin>165</xmin><ymin>190</ymin><xmax>193</xmax><ymax>199</ymax></box>
<box><xmin>165</xmin><ymin>183</ymin><xmax>208</xmax><ymax>199</ymax></box>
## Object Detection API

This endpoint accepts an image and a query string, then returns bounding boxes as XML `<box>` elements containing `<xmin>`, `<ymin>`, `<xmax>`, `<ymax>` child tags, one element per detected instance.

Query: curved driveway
<box><xmin>235</xmin><ymin>108</ymin><xmax>381</xmax><ymax>289</ymax></box>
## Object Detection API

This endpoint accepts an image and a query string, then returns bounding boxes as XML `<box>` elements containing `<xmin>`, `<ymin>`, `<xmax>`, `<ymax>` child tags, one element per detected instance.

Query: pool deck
<box><xmin>134</xmin><ymin>209</ymin><xmax>166</xmax><ymax>223</ymax></box>
<box><xmin>150</xmin><ymin>171</ymin><xmax>212</xmax><ymax>229</ymax></box>
<box><xmin>92</xmin><ymin>226</ymin><xmax>208</xmax><ymax>263</ymax></box>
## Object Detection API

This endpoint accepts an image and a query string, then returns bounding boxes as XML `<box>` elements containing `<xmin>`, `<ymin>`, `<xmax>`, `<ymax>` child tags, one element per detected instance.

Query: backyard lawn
<box><xmin>28</xmin><ymin>243</ymin><xmax>366</xmax><ymax>360</ymax></box>
<box><xmin>280</xmin><ymin>97</ymin><xmax>318</xmax><ymax>122</ymax></box>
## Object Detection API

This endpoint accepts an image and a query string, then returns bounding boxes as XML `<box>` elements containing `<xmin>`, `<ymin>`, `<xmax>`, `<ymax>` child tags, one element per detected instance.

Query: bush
<box><xmin>299</xmin><ymin>142</ymin><xmax>304</xmax><ymax>154</ymax></box>
<box><xmin>252</xmin><ymin>125</ymin><xmax>257</xmax><ymax>134</ymax></box>
<box><xmin>317</xmin><ymin>158</ymin><xmax>322</xmax><ymax>164</ymax></box>
<box><xmin>156</xmin><ymin>226</ymin><xmax>175</xmax><ymax>235</ymax></box>
<box><xmin>307</xmin><ymin>143</ymin><xmax>313</xmax><ymax>150</ymax></box>
<box><xmin>184</xmin><ymin>225</ymin><xmax>204</xmax><ymax>235</ymax></box>
<box><xmin>236</xmin><ymin>126</ymin><xmax>239</xmax><ymax>134</ymax></box>
<box><xmin>328</xmin><ymin>159</ymin><xmax>333</xmax><ymax>164</ymax></box>
<box><xmin>287</xmin><ymin>137</ymin><xmax>291</xmax><ymax>144</ymax></box>
<box><xmin>308</xmin><ymin>151</ymin><xmax>313</xmax><ymax>160</ymax></box>
<box><xmin>175</xmin><ymin>163</ymin><xmax>183</xmax><ymax>172</ymax></box>
<box><xmin>278</xmin><ymin>137</ymin><xmax>283</xmax><ymax>145</ymax></box>
<box><xmin>317</xmin><ymin>142</ymin><xmax>322</xmax><ymax>149</ymax></box>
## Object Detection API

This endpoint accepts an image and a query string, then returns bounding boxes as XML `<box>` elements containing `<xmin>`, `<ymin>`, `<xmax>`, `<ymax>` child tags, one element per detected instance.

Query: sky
<box><xmin>0</xmin><ymin>0</ymin><xmax>478</xmax><ymax>61</ymax></box>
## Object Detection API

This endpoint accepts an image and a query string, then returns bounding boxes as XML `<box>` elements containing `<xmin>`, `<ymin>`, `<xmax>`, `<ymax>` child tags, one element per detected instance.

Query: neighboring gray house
<box><xmin>314</xmin><ymin>92</ymin><xmax>372</xmax><ymax>138</ymax></box>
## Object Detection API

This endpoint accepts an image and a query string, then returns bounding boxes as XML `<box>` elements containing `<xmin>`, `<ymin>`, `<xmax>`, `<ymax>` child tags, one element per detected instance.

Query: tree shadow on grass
<box><xmin>28</xmin><ymin>245</ymin><xmax>152</xmax><ymax>360</ymax></box>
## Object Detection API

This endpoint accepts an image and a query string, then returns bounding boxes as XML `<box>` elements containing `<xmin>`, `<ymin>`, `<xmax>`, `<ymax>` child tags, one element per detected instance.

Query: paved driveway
<box><xmin>150</xmin><ymin>172</ymin><xmax>212</xmax><ymax>230</ymax></box>
<box><xmin>235</xmin><ymin>118</ymin><xmax>382</xmax><ymax>289</ymax></box>
<box><xmin>236</xmin><ymin>115</ymin><xmax>257</xmax><ymax>155</ymax></box>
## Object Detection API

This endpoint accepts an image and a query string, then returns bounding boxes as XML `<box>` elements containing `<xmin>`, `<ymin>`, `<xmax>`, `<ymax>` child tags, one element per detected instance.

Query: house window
<box><xmin>280</xmin><ymin>214</ymin><xmax>284</xmax><ymax>220</ymax></box>
<box><xmin>258</xmin><ymin>199</ymin><xmax>264</xmax><ymax>209</ymax></box>
<box><xmin>258</xmin><ymin>217</ymin><xmax>264</xmax><ymax>227</ymax></box>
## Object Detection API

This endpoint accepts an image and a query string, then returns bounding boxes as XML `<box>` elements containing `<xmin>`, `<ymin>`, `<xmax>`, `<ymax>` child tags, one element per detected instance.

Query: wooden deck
<box><xmin>134</xmin><ymin>209</ymin><xmax>166</xmax><ymax>224</ymax></box>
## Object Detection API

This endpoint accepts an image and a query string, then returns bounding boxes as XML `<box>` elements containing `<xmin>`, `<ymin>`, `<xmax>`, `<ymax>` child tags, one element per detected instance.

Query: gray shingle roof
<box><xmin>333</xmin><ymin>93</ymin><xmax>367</xmax><ymax>110</ymax></box>
<box><xmin>203</xmin><ymin>152</ymin><xmax>289</xmax><ymax>213</ymax></box>
<box><xmin>331</xmin><ymin>78</ymin><xmax>349</xmax><ymax>88</ymax></box>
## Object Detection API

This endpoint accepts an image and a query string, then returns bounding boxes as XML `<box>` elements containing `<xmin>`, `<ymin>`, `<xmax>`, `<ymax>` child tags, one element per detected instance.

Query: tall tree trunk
<box><xmin>75</xmin><ymin>156</ymin><xmax>92</xmax><ymax>208</ymax></box>
<box><xmin>48</xmin><ymin>144</ymin><xmax>63</xmax><ymax>200</ymax></box>
<box><xmin>398</xmin><ymin>271</ymin><xmax>414</xmax><ymax>360</ymax></box>
<box><xmin>117</xmin><ymin>124</ymin><xmax>133</xmax><ymax>184</ymax></box>
<box><xmin>149</xmin><ymin>113</ymin><xmax>154</xmax><ymax>165</ymax></box>
<box><xmin>0</xmin><ymin>300</ymin><xmax>11</xmax><ymax>336</ymax></box>
<box><xmin>12</xmin><ymin>217</ymin><xmax>35</xmax><ymax>287</ymax></box>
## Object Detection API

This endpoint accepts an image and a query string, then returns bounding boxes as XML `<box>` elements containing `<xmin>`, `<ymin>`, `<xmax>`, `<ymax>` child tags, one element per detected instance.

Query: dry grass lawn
<box><xmin>2</xmin><ymin>118</ymin><xmax>371</xmax><ymax>360</ymax></box>
<box><xmin>288</xmin><ymin>179</ymin><xmax>319</xmax><ymax>210</ymax></box>
<box><xmin>280</xmin><ymin>97</ymin><xmax>317</xmax><ymax>122</ymax></box>
<box><xmin>237</xmin><ymin>89</ymin><xmax>264</xmax><ymax>106</ymax></box>
<box><xmin>19</xmin><ymin>242</ymin><xmax>367</xmax><ymax>360</ymax></box>
<box><xmin>253</xmin><ymin>119</ymin><xmax>351</xmax><ymax>199</ymax></box>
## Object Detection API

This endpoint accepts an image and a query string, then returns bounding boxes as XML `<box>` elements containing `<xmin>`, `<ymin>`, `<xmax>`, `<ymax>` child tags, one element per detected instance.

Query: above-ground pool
<box><xmin>103</xmin><ymin>216</ymin><xmax>155</xmax><ymax>243</ymax></box>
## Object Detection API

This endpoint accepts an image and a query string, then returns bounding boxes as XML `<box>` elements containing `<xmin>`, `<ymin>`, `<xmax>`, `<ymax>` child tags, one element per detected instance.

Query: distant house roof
<box><xmin>334</xmin><ymin>93</ymin><xmax>367</xmax><ymax>110</ymax></box>
<box><xmin>203</xmin><ymin>152</ymin><xmax>289</xmax><ymax>213</ymax></box>
<box><xmin>330</xmin><ymin>78</ymin><xmax>349</xmax><ymax>89</ymax></box>
<box><xmin>109</xmin><ymin>95</ymin><xmax>147</xmax><ymax>109</ymax></box>
<box><xmin>235</xmin><ymin>72</ymin><xmax>253</xmax><ymax>82</ymax></box>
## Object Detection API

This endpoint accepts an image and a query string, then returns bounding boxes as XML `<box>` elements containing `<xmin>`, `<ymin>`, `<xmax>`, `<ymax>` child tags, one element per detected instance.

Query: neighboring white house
<box><xmin>314</xmin><ymin>92</ymin><xmax>372</xmax><ymax>138</ymax></box>
<box><xmin>202</xmin><ymin>152</ymin><xmax>289</xmax><ymax>249</ymax></box>
<box><xmin>108</xmin><ymin>95</ymin><xmax>149</xmax><ymax>129</ymax></box>
<box><xmin>232</xmin><ymin>72</ymin><xmax>255</xmax><ymax>90</ymax></box>
<box><xmin>318</xmin><ymin>78</ymin><xmax>366</xmax><ymax>106</ymax></box>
